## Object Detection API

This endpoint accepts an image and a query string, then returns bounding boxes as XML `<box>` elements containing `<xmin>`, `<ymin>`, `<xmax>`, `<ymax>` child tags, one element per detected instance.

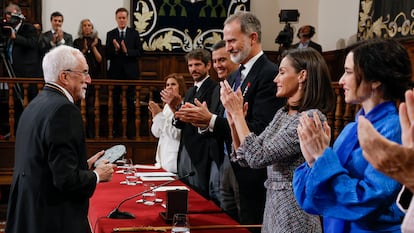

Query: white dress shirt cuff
<box><xmin>198</xmin><ymin>114</ymin><xmax>217</xmax><ymax>134</ymax></box>
<box><xmin>208</xmin><ymin>114</ymin><xmax>217</xmax><ymax>132</ymax></box>
<box><xmin>93</xmin><ymin>170</ymin><xmax>100</xmax><ymax>184</ymax></box>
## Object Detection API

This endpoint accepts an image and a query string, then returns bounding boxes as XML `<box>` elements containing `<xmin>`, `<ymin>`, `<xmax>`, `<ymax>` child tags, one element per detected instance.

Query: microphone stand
<box><xmin>108</xmin><ymin>172</ymin><xmax>194</xmax><ymax>219</ymax></box>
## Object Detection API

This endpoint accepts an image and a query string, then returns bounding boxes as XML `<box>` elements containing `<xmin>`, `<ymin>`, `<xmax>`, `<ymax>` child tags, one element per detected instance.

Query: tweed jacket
<box><xmin>232</xmin><ymin>108</ymin><xmax>323</xmax><ymax>233</ymax></box>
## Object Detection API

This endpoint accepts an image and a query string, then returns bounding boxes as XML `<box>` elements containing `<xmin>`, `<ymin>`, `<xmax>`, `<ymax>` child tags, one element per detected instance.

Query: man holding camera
<box><xmin>3</xmin><ymin>4</ymin><xmax>42</xmax><ymax>78</ymax></box>
<box><xmin>3</xmin><ymin>3</ymin><xmax>42</xmax><ymax>102</ymax></box>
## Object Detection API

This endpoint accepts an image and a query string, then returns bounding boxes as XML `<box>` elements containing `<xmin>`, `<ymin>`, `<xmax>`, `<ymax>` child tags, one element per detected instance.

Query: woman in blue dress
<box><xmin>293</xmin><ymin>38</ymin><xmax>413</xmax><ymax>232</ymax></box>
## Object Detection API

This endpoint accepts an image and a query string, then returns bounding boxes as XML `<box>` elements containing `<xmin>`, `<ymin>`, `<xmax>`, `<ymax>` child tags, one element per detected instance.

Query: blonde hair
<box><xmin>77</xmin><ymin>19</ymin><xmax>98</xmax><ymax>39</ymax></box>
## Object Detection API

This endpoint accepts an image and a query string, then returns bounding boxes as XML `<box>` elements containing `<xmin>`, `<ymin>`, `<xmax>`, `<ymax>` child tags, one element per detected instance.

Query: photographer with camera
<box><xmin>3</xmin><ymin>3</ymin><xmax>42</xmax><ymax>99</ymax></box>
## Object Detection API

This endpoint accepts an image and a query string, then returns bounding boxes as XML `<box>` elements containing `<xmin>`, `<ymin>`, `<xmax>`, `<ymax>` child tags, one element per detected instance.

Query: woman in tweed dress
<box><xmin>220</xmin><ymin>48</ymin><xmax>335</xmax><ymax>233</ymax></box>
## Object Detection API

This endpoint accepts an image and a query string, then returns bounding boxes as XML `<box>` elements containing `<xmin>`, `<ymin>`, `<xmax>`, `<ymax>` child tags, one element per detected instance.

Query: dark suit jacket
<box><xmin>106</xmin><ymin>27</ymin><xmax>142</xmax><ymax>79</ymax></box>
<box><xmin>213</xmin><ymin>54</ymin><xmax>285</xmax><ymax>225</ymax></box>
<box><xmin>6</xmin><ymin>84</ymin><xmax>97</xmax><ymax>233</ymax></box>
<box><xmin>206</xmin><ymin>85</ymin><xmax>230</xmax><ymax>166</ymax></box>
<box><xmin>292</xmin><ymin>40</ymin><xmax>322</xmax><ymax>53</ymax></box>
<box><xmin>174</xmin><ymin>77</ymin><xmax>218</xmax><ymax>196</ymax></box>
<box><xmin>177</xmin><ymin>77</ymin><xmax>218</xmax><ymax>161</ymax></box>
<box><xmin>39</xmin><ymin>30</ymin><xmax>73</xmax><ymax>56</ymax></box>
<box><xmin>10</xmin><ymin>22</ymin><xmax>42</xmax><ymax>77</ymax></box>
<box><xmin>74</xmin><ymin>37</ymin><xmax>104</xmax><ymax>78</ymax></box>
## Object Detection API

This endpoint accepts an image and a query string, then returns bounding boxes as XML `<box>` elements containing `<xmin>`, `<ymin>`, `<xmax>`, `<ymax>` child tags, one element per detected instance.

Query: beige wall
<box><xmin>42</xmin><ymin>0</ymin><xmax>359</xmax><ymax>52</ymax></box>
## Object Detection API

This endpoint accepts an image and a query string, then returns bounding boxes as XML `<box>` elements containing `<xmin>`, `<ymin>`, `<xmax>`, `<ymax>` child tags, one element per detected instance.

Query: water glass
<box><xmin>124</xmin><ymin>158</ymin><xmax>136</xmax><ymax>175</ymax></box>
<box><xmin>171</xmin><ymin>213</ymin><xmax>190</xmax><ymax>233</ymax></box>
<box><xmin>125</xmin><ymin>175</ymin><xmax>139</xmax><ymax>185</ymax></box>
<box><xmin>142</xmin><ymin>183</ymin><xmax>157</xmax><ymax>205</ymax></box>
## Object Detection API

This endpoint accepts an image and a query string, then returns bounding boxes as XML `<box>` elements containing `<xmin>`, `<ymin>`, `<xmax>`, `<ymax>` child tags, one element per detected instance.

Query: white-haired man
<box><xmin>5</xmin><ymin>45</ymin><xmax>114</xmax><ymax>233</ymax></box>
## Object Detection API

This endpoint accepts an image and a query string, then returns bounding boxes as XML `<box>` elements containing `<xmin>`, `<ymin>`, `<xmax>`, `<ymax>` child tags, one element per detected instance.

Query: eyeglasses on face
<box><xmin>64</xmin><ymin>69</ymin><xmax>90</xmax><ymax>77</ymax></box>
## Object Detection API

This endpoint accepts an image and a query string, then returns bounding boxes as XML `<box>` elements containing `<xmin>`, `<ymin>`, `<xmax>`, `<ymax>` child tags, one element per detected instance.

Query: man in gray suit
<box><xmin>5</xmin><ymin>45</ymin><xmax>114</xmax><ymax>233</ymax></box>
<box><xmin>39</xmin><ymin>11</ymin><xmax>73</xmax><ymax>57</ymax></box>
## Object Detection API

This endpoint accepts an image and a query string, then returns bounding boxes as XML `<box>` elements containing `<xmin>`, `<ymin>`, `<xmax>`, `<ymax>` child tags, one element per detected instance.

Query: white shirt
<box><xmin>151</xmin><ymin>104</ymin><xmax>181</xmax><ymax>173</ymax></box>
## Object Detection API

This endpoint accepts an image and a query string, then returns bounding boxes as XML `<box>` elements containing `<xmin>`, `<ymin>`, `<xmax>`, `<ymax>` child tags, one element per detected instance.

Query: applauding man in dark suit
<box><xmin>106</xmin><ymin>7</ymin><xmax>143</xmax><ymax>138</ymax></box>
<box><xmin>39</xmin><ymin>11</ymin><xmax>73</xmax><ymax>56</ymax></box>
<box><xmin>170</xmin><ymin>49</ymin><xmax>218</xmax><ymax>198</ymax></box>
<box><xmin>5</xmin><ymin>45</ymin><xmax>114</xmax><ymax>233</ymax></box>
<box><xmin>221</xmin><ymin>12</ymin><xmax>285</xmax><ymax>231</ymax></box>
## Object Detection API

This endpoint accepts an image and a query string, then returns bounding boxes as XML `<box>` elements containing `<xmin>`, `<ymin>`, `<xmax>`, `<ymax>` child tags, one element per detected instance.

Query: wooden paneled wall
<box><xmin>139</xmin><ymin>49</ymin><xmax>347</xmax><ymax>83</ymax></box>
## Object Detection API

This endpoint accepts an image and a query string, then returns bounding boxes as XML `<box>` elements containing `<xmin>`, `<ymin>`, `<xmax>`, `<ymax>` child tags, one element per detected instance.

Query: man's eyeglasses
<box><xmin>64</xmin><ymin>69</ymin><xmax>90</xmax><ymax>77</ymax></box>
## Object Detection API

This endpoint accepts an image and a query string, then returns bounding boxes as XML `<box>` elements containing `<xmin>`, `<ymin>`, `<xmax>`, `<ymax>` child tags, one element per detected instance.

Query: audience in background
<box><xmin>358</xmin><ymin>88</ymin><xmax>414</xmax><ymax>233</ymax></box>
<box><xmin>74</xmin><ymin>18</ymin><xmax>104</xmax><ymax>138</ymax></box>
<box><xmin>106</xmin><ymin>7</ymin><xmax>143</xmax><ymax>138</ymax></box>
<box><xmin>149</xmin><ymin>73</ymin><xmax>187</xmax><ymax>173</ymax></box>
<box><xmin>221</xmin><ymin>47</ymin><xmax>333</xmax><ymax>232</ymax></box>
<box><xmin>74</xmin><ymin>19</ymin><xmax>103</xmax><ymax>77</ymax></box>
<box><xmin>292</xmin><ymin>25</ymin><xmax>322</xmax><ymax>53</ymax></box>
<box><xmin>39</xmin><ymin>11</ymin><xmax>73</xmax><ymax>57</ymax></box>
<box><xmin>293</xmin><ymin>38</ymin><xmax>412</xmax><ymax>232</ymax></box>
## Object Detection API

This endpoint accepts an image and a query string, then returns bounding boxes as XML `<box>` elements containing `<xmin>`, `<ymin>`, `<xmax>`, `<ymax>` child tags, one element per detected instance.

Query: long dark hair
<box><xmin>281</xmin><ymin>47</ymin><xmax>335</xmax><ymax>114</ymax></box>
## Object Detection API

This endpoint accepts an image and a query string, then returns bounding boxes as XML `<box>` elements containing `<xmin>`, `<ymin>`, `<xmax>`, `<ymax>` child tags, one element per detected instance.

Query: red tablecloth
<box><xmin>89</xmin><ymin>169</ymin><xmax>251</xmax><ymax>233</ymax></box>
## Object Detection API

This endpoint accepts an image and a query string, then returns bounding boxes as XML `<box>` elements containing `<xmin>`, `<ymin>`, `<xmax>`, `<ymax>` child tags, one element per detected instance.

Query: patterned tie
<box><xmin>233</xmin><ymin>64</ymin><xmax>245</xmax><ymax>91</ymax></box>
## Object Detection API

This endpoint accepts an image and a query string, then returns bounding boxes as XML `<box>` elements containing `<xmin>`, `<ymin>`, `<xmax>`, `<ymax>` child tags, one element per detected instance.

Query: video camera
<box><xmin>0</xmin><ymin>20</ymin><xmax>13</xmax><ymax>37</ymax></box>
<box><xmin>0</xmin><ymin>13</ymin><xmax>24</xmax><ymax>37</ymax></box>
<box><xmin>275</xmin><ymin>10</ymin><xmax>300</xmax><ymax>48</ymax></box>
<box><xmin>0</xmin><ymin>13</ymin><xmax>24</xmax><ymax>51</ymax></box>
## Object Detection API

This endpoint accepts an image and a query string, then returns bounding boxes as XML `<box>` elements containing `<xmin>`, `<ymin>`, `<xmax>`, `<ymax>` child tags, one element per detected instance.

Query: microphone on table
<box><xmin>108</xmin><ymin>171</ymin><xmax>195</xmax><ymax>219</ymax></box>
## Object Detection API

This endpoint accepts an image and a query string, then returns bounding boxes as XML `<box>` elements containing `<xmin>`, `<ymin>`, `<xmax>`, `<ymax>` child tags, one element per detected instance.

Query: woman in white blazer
<box><xmin>149</xmin><ymin>74</ymin><xmax>187</xmax><ymax>173</ymax></box>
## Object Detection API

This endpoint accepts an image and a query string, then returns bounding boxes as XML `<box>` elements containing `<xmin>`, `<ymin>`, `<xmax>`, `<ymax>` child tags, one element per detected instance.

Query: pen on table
<box><xmin>242</xmin><ymin>82</ymin><xmax>251</xmax><ymax>97</ymax></box>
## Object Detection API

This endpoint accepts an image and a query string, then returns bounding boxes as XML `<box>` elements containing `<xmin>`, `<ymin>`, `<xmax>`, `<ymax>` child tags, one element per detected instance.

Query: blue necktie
<box><xmin>120</xmin><ymin>31</ymin><xmax>125</xmax><ymax>39</ymax></box>
<box><xmin>233</xmin><ymin>65</ymin><xmax>245</xmax><ymax>91</ymax></box>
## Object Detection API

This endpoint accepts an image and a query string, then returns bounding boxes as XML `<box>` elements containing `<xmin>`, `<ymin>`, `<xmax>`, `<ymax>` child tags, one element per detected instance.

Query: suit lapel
<box><xmin>240</xmin><ymin>54</ymin><xmax>266</xmax><ymax>98</ymax></box>
<box><xmin>184</xmin><ymin>86</ymin><xmax>197</xmax><ymax>102</ymax></box>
